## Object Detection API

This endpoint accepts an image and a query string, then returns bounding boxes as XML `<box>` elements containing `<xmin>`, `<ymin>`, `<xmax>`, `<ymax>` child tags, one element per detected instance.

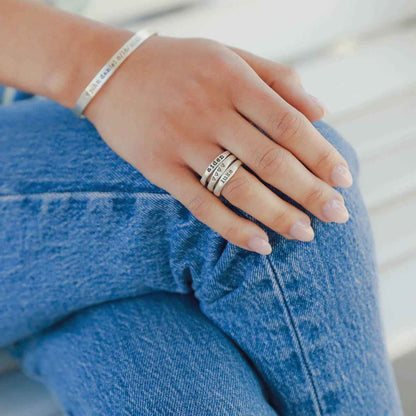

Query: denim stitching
<box><xmin>0</xmin><ymin>191</ymin><xmax>171</xmax><ymax>201</ymax></box>
<box><xmin>266</xmin><ymin>256</ymin><xmax>324</xmax><ymax>416</ymax></box>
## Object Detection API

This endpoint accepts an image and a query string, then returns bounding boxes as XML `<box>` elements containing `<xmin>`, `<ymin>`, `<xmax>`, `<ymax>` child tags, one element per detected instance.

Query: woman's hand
<box><xmin>84</xmin><ymin>32</ymin><xmax>353</xmax><ymax>255</ymax></box>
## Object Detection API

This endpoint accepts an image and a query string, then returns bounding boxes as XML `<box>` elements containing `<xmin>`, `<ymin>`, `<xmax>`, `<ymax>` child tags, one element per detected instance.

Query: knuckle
<box><xmin>271</xmin><ymin>111</ymin><xmax>304</xmax><ymax>143</ymax></box>
<box><xmin>304</xmin><ymin>185</ymin><xmax>326</xmax><ymax>206</ymax></box>
<box><xmin>269</xmin><ymin>208</ymin><xmax>290</xmax><ymax>231</ymax></box>
<box><xmin>223</xmin><ymin>174</ymin><xmax>248</xmax><ymax>201</ymax></box>
<box><xmin>256</xmin><ymin>146</ymin><xmax>286</xmax><ymax>176</ymax></box>
<box><xmin>213</xmin><ymin>50</ymin><xmax>238</xmax><ymax>73</ymax></box>
<box><xmin>280</xmin><ymin>65</ymin><xmax>301</xmax><ymax>83</ymax></box>
<box><xmin>194</xmin><ymin>45</ymin><xmax>240</xmax><ymax>86</ymax></box>
<box><xmin>222</xmin><ymin>223</ymin><xmax>241</xmax><ymax>244</ymax></box>
<box><xmin>181</xmin><ymin>84</ymin><xmax>208</xmax><ymax>112</ymax></box>
<box><xmin>197</xmin><ymin>37</ymin><xmax>222</xmax><ymax>50</ymax></box>
<box><xmin>212</xmin><ymin>51</ymin><xmax>243</xmax><ymax>87</ymax></box>
<box><xmin>315</xmin><ymin>149</ymin><xmax>335</xmax><ymax>171</ymax></box>
<box><xmin>187</xmin><ymin>193</ymin><xmax>207</xmax><ymax>218</ymax></box>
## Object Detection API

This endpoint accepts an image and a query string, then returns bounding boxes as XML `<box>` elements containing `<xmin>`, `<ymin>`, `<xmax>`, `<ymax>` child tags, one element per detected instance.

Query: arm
<box><xmin>0</xmin><ymin>0</ymin><xmax>353</xmax><ymax>254</ymax></box>
<box><xmin>0</xmin><ymin>0</ymin><xmax>130</xmax><ymax>108</ymax></box>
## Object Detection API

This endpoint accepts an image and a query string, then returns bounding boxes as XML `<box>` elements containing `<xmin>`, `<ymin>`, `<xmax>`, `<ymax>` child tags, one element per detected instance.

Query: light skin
<box><xmin>1</xmin><ymin>0</ymin><xmax>353</xmax><ymax>255</ymax></box>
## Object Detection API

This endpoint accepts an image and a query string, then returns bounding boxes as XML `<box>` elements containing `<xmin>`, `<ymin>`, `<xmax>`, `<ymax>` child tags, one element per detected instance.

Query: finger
<box><xmin>185</xmin><ymin>145</ymin><xmax>315</xmax><ymax>241</ymax></box>
<box><xmin>228</xmin><ymin>46</ymin><xmax>328</xmax><ymax>121</ymax></box>
<box><xmin>231</xmin><ymin>73</ymin><xmax>353</xmax><ymax>188</ymax></box>
<box><xmin>168</xmin><ymin>165</ymin><xmax>273</xmax><ymax>255</ymax></box>
<box><xmin>220</xmin><ymin>167</ymin><xmax>315</xmax><ymax>241</ymax></box>
<box><xmin>218</xmin><ymin>112</ymin><xmax>349</xmax><ymax>224</ymax></box>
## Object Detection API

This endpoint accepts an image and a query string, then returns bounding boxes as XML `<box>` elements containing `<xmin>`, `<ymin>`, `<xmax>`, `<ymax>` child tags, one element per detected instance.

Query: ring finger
<box><xmin>217</xmin><ymin>112</ymin><xmax>350</xmax><ymax>224</ymax></box>
<box><xmin>186</xmin><ymin>145</ymin><xmax>315</xmax><ymax>241</ymax></box>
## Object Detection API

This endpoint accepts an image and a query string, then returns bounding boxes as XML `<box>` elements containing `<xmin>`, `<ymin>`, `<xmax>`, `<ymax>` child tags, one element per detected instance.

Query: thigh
<box><xmin>10</xmin><ymin>292</ymin><xmax>277</xmax><ymax>416</ymax></box>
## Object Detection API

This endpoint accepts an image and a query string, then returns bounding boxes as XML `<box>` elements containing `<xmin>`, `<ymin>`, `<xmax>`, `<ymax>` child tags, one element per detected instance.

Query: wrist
<box><xmin>47</xmin><ymin>21</ymin><xmax>133</xmax><ymax>109</ymax></box>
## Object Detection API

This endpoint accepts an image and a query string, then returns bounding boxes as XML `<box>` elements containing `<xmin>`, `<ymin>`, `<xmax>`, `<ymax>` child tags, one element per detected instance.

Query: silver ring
<box><xmin>207</xmin><ymin>154</ymin><xmax>237</xmax><ymax>191</ymax></box>
<box><xmin>213</xmin><ymin>159</ymin><xmax>243</xmax><ymax>197</ymax></box>
<box><xmin>200</xmin><ymin>151</ymin><xmax>230</xmax><ymax>186</ymax></box>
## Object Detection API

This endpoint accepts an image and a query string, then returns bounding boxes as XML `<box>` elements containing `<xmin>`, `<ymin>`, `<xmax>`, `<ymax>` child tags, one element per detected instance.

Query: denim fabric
<box><xmin>13</xmin><ymin>293</ymin><xmax>277</xmax><ymax>416</ymax></box>
<box><xmin>0</xmin><ymin>97</ymin><xmax>402</xmax><ymax>415</ymax></box>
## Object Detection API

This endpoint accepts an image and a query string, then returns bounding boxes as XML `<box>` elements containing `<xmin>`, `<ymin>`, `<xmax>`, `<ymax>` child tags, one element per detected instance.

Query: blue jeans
<box><xmin>0</xmin><ymin>96</ymin><xmax>402</xmax><ymax>415</ymax></box>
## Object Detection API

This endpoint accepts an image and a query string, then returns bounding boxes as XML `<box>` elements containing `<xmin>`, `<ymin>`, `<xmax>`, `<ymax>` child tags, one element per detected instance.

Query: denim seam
<box><xmin>0</xmin><ymin>191</ymin><xmax>171</xmax><ymax>201</ymax></box>
<box><xmin>266</xmin><ymin>256</ymin><xmax>324</xmax><ymax>416</ymax></box>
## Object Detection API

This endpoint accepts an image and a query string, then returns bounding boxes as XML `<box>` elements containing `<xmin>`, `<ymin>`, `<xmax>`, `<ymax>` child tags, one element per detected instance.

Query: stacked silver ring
<box><xmin>200</xmin><ymin>150</ymin><xmax>243</xmax><ymax>197</ymax></box>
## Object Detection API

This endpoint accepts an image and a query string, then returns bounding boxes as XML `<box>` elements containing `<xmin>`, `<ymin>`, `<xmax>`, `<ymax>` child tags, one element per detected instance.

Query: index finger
<box><xmin>231</xmin><ymin>70</ymin><xmax>353</xmax><ymax>188</ymax></box>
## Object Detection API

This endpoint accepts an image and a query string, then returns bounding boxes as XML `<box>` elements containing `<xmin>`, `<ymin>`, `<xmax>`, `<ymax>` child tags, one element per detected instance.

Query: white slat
<box><xmin>111</xmin><ymin>0</ymin><xmax>416</xmax><ymax>65</ymax></box>
<box><xmin>370</xmin><ymin>191</ymin><xmax>416</xmax><ymax>271</ymax></box>
<box><xmin>83</xmin><ymin>0</ymin><xmax>202</xmax><ymax>23</ymax></box>
<box><xmin>328</xmin><ymin>87</ymin><xmax>416</xmax><ymax>156</ymax></box>
<box><xmin>381</xmin><ymin>256</ymin><xmax>416</xmax><ymax>360</ymax></box>
<box><xmin>297</xmin><ymin>26</ymin><xmax>416</xmax><ymax>115</ymax></box>
<box><xmin>359</xmin><ymin>132</ymin><xmax>416</xmax><ymax>210</ymax></box>
<box><xmin>0</xmin><ymin>371</ymin><xmax>62</xmax><ymax>416</ymax></box>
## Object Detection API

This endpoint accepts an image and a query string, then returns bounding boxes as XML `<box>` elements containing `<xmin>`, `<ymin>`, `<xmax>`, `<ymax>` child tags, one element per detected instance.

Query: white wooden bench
<box><xmin>1</xmin><ymin>1</ymin><xmax>415</xmax><ymax>414</ymax></box>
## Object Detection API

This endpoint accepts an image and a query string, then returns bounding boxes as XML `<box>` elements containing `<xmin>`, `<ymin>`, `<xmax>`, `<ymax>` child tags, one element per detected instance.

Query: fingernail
<box><xmin>322</xmin><ymin>199</ymin><xmax>349</xmax><ymax>223</ymax></box>
<box><xmin>331</xmin><ymin>164</ymin><xmax>353</xmax><ymax>188</ymax></box>
<box><xmin>289</xmin><ymin>220</ymin><xmax>315</xmax><ymax>241</ymax></box>
<box><xmin>309</xmin><ymin>94</ymin><xmax>331</xmax><ymax>116</ymax></box>
<box><xmin>247</xmin><ymin>235</ymin><xmax>272</xmax><ymax>255</ymax></box>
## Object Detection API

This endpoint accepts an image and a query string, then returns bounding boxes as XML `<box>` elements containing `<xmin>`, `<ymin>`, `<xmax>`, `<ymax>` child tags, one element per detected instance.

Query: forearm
<box><xmin>0</xmin><ymin>0</ymin><xmax>132</xmax><ymax>108</ymax></box>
